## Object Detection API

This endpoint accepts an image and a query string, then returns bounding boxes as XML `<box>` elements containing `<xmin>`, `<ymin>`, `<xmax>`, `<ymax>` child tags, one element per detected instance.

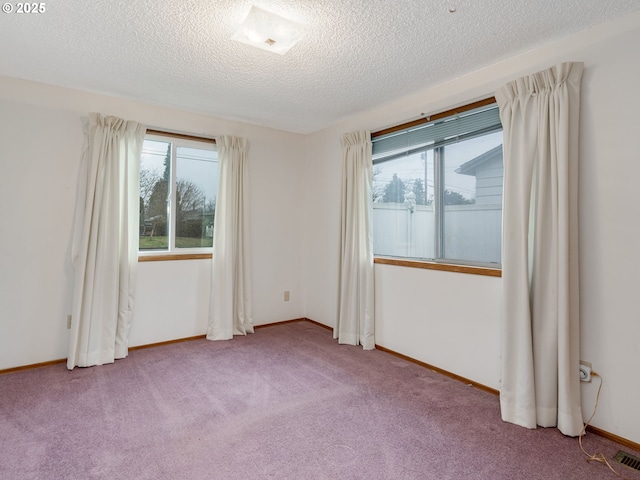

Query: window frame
<box><xmin>371</xmin><ymin>97</ymin><xmax>503</xmax><ymax>275</ymax></box>
<box><xmin>138</xmin><ymin>129</ymin><xmax>217</xmax><ymax>262</ymax></box>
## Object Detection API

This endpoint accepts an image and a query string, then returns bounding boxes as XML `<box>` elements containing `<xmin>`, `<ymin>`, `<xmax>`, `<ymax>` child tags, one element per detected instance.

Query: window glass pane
<box><xmin>442</xmin><ymin>131</ymin><xmax>503</xmax><ymax>265</ymax></box>
<box><xmin>139</xmin><ymin>139</ymin><xmax>171</xmax><ymax>251</ymax></box>
<box><xmin>373</xmin><ymin>150</ymin><xmax>435</xmax><ymax>259</ymax></box>
<box><xmin>175</xmin><ymin>146</ymin><xmax>218</xmax><ymax>249</ymax></box>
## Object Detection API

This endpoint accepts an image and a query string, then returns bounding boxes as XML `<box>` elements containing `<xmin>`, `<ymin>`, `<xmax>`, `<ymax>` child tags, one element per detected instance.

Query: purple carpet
<box><xmin>1</xmin><ymin>321</ymin><xmax>638</xmax><ymax>480</ymax></box>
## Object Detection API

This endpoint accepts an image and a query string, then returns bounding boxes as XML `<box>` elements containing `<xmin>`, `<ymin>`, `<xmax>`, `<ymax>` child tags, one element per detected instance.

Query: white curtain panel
<box><xmin>68</xmin><ymin>113</ymin><xmax>146</xmax><ymax>370</ymax></box>
<box><xmin>335</xmin><ymin>131</ymin><xmax>375</xmax><ymax>350</ymax></box>
<box><xmin>496</xmin><ymin>62</ymin><xmax>584</xmax><ymax>436</ymax></box>
<box><xmin>207</xmin><ymin>136</ymin><xmax>253</xmax><ymax>340</ymax></box>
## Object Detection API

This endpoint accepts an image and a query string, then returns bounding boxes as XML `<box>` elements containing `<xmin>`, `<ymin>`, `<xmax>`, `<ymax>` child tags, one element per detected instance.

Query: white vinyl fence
<box><xmin>373</xmin><ymin>203</ymin><xmax>502</xmax><ymax>265</ymax></box>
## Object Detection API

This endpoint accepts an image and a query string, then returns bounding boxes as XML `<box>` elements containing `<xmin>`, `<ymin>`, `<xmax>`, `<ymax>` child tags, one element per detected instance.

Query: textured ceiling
<box><xmin>1</xmin><ymin>1</ymin><xmax>639</xmax><ymax>134</ymax></box>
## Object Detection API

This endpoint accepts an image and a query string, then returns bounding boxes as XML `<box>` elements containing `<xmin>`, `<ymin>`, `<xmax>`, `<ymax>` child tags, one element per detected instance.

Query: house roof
<box><xmin>1</xmin><ymin>1</ymin><xmax>639</xmax><ymax>134</ymax></box>
<box><xmin>456</xmin><ymin>145</ymin><xmax>503</xmax><ymax>176</ymax></box>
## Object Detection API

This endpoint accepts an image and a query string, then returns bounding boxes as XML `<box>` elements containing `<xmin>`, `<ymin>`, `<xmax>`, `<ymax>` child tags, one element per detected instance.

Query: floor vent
<box><xmin>614</xmin><ymin>451</ymin><xmax>640</xmax><ymax>472</ymax></box>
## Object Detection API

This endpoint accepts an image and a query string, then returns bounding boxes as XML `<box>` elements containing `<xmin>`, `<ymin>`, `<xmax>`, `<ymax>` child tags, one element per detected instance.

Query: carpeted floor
<box><xmin>1</xmin><ymin>320</ymin><xmax>638</xmax><ymax>480</ymax></box>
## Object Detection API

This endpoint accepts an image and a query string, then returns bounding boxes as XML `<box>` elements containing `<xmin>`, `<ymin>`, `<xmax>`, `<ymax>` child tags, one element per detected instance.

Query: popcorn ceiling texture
<box><xmin>1</xmin><ymin>0</ymin><xmax>639</xmax><ymax>133</ymax></box>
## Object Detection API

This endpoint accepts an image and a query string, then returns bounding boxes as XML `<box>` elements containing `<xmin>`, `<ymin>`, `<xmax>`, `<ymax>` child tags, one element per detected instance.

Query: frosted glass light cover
<box><xmin>232</xmin><ymin>6</ymin><xmax>304</xmax><ymax>55</ymax></box>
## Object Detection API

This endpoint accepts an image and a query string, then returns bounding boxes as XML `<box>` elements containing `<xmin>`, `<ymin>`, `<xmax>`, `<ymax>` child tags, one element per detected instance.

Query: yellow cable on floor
<box><xmin>579</xmin><ymin>373</ymin><xmax>632</xmax><ymax>480</ymax></box>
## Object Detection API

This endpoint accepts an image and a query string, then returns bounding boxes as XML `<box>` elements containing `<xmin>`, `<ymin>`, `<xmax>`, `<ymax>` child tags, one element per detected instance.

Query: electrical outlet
<box><xmin>66</xmin><ymin>315</ymin><xmax>72</xmax><ymax>329</ymax></box>
<box><xmin>284</xmin><ymin>291</ymin><xmax>290</xmax><ymax>302</ymax></box>
<box><xmin>579</xmin><ymin>361</ymin><xmax>592</xmax><ymax>382</ymax></box>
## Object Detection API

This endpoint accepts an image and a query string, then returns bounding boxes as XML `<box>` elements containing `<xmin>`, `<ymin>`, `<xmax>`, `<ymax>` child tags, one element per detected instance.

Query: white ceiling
<box><xmin>1</xmin><ymin>1</ymin><xmax>639</xmax><ymax>134</ymax></box>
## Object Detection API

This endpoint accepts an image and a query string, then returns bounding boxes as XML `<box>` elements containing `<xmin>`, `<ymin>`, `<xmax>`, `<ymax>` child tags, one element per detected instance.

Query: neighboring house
<box><xmin>455</xmin><ymin>145</ymin><xmax>503</xmax><ymax>205</ymax></box>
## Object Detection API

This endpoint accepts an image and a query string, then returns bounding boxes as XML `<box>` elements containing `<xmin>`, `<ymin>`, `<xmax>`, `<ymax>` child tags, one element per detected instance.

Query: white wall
<box><xmin>0</xmin><ymin>77</ymin><xmax>306</xmax><ymax>369</ymax></box>
<box><xmin>302</xmin><ymin>12</ymin><xmax>640</xmax><ymax>444</ymax></box>
<box><xmin>374</xmin><ymin>264</ymin><xmax>501</xmax><ymax>388</ymax></box>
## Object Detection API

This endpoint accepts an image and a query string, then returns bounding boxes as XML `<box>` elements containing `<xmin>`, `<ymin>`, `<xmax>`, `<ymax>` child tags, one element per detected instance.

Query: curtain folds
<box><xmin>497</xmin><ymin>62</ymin><xmax>584</xmax><ymax>436</ymax></box>
<box><xmin>335</xmin><ymin>131</ymin><xmax>375</xmax><ymax>350</ymax></box>
<box><xmin>207</xmin><ymin>136</ymin><xmax>253</xmax><ymax>341</ymax></box>
<box><xmin>68</xmin><ymin>113</ymin><xmax>146</xmax><ymax>370</ymax></box>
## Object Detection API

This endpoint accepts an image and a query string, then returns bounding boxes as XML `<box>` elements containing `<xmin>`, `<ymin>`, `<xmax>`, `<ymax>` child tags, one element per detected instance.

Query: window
<box><xmin>371</xmin><ymin>99</ymin><xmax>503</xmax><ymax>267</ymax></box>
<box><xmin>139</xmin><ymin>132</ymin><xmax>218</xmax><ymax>254</ymax></box>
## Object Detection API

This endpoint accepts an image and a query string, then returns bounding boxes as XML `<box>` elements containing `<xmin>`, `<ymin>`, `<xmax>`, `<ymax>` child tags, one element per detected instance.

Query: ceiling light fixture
<box><xmin>231</xmin><ymin>6</ymin><xmax>304</xmax><ymax>55</ymax></box>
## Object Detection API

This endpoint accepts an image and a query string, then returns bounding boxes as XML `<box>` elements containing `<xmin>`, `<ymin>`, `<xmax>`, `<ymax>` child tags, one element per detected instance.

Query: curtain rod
<box><xmin>372</xmin><ymin>96</ymin><xmax>497</xmax><ymax>139</ymax></box>
<box><xmin>146</xmin><ymin>128</ymin><xmax>216</xmax><ymax>144</ymax></box>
